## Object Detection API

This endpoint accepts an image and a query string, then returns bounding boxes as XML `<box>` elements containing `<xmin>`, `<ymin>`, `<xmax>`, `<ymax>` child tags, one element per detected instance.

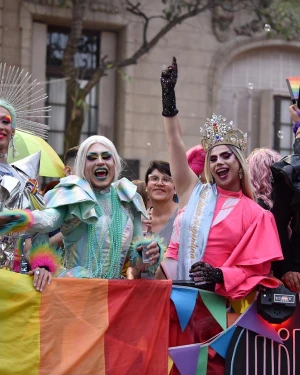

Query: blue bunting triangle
<box><xmin>171</xmin><ymin>286</ymin><xmax>198</xmax><ymax>331</ymax></box>
<box><xmin>210</xmin><ymin>326</ymin><xmax>236</xmax><ymax>358</ymax></box>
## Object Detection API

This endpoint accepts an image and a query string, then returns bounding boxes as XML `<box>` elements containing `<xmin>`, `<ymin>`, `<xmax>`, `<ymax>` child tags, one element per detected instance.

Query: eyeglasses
<box><xmin>148</xmin><ymin>174</ymin><xmax>173</xmax><ymax>185</ymax></box>
<box><xmin>209</xmin><ymin>151</ymin><xmax>233</xmax><ymax>163</ymax></box>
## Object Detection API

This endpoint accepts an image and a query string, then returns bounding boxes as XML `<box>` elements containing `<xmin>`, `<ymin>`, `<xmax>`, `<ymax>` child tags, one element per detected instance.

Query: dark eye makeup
<box><xmin>86</xmin><ymin>151</ymin><xmax>113</xmax><ymax>161</ymax></box>
<box><xmin>210</xmin><ymin>152</ymin><xmax>233</xmax><ymax>162</ymax></box>
<box><xmin>1</xmin><ymin>115</ymin><xmax>11</xmax><ymax>125</ymax></box>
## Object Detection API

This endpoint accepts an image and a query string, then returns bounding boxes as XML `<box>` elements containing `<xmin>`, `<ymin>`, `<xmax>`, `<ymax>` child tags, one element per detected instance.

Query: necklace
<box><xmin>0</xmin><ymin>153</ymin><xmax>8</xmax><ymax>158</ymax></box>
<box><xmin>86</xmin><ymin>186</ymin><xmax>123</xmax><ymax>279</ymax></box>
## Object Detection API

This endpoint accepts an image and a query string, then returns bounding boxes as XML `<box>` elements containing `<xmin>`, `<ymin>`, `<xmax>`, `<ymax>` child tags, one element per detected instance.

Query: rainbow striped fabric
<box><xmin>0</xmin><ymin>270</ymin><xmax>171</xmax><ymax>375</ymax></box>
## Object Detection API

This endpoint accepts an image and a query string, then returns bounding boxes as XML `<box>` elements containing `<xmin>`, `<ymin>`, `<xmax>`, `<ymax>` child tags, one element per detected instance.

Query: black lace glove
<box><xmin>160</xmin><ymin>56</ymin><xmax>179</xmax><ymax>117</ymax></box>
<box><xmin>189</xmin><ymin>261</ymin><xmax>224</xmax><ymax>284</ymax></box>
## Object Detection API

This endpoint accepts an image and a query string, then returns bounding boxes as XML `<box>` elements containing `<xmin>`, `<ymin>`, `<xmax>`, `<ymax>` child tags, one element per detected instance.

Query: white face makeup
<box><xmin>209</xmin><ymin>145</ymin><xmax>241</xmax><ymax>192</ymax></box>
<box><xmin>84</xmin><ymin>143</ymin><xmax>115</xmax><ymax>189</ymax></box>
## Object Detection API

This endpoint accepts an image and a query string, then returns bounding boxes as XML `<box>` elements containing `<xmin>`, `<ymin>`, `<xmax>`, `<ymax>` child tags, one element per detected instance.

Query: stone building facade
<box><xmin>0</xmin><ymin>0</ymin><xmax>299</xmax><ymax>178</ymax></box>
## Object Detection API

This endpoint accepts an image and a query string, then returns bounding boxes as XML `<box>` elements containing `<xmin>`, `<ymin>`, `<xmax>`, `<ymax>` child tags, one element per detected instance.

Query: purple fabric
<box><xmin>237</xmin><ymin>301</ymin><xmax>283</xmax><ymax>344</ymax></box>
<box><xmin>292</xmin><ymin>121</ymin><xmax>300</xmax><ymax>135</ymax></box>
<box><xmin>169</xmin><ymin>344</ymin><xmax>200</xmax><ymax>375</ymax></box>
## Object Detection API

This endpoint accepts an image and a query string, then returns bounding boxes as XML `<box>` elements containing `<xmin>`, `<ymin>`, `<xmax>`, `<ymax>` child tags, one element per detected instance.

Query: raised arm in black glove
<box><xmin>189</xmin><ymin>261</ymin><xmax>224</xmax><ymax>284</ymax></box>
<box><xmin>160</xmin><ymin>57</ymin><xmax>179</xmax><ymax>117</ymax></box>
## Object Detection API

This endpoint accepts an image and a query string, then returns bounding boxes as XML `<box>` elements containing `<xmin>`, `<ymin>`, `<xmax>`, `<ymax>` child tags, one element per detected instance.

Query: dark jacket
<box><xmin>271</xmin><ymin>138</ymin><xmax>300</xmax><ymax>278</ymax></box>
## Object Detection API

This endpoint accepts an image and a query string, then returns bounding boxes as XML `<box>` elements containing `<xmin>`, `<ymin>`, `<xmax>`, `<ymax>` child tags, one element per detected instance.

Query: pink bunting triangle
<box><xmin>237</xmin><ymin>301</ymin><xmax>283</xmax><ymax>344</ymax></box>
<box><xmin>169</xmin><ymin>344</ymin><xmax>200</xmax><ymax>375</ymax></box>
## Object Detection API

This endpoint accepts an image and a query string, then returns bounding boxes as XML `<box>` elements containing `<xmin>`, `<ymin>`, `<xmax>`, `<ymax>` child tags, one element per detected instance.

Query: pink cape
<box><xmin>165</xmin><ymin>188</ymin><xmax>283</xmax><ymax>300</ymax></box>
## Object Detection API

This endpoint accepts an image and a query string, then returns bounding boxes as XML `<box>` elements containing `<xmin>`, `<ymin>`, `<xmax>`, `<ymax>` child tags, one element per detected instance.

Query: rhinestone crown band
<box><xmin>199</xmin><ymin>114</ymin><xmax>247</xmax><ymax>153</ymax></box>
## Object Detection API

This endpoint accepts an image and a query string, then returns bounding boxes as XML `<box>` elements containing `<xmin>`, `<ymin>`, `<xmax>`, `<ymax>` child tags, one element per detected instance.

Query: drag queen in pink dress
<box><xmin>157</xmin><ymin>57</ymin><xmax>284</xmax><ymax>375</ymax></box>
<box><xmin>157</xmin><ymin>58</ymin><xmax>283</xmax><ymax>298</ymax></box>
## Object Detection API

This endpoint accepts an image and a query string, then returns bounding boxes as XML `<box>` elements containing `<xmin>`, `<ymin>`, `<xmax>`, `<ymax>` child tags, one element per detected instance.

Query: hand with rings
<box><xmin>28</xmin><ymin>267</ymin><xmax>53</xmax><ymax>292</ymax></box>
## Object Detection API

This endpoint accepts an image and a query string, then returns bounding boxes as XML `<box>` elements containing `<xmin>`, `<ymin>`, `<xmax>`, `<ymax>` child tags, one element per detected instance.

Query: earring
<box><xmin>238</xmin><ymin>168</ymin><xmax>243</xmax><ymax>179</ymax></box>
<box><xmin>9</xmin><ymin>135</ymin><xmax>18</xmax><ymax>158</ymax></box>
<box><xmin>173</xmin><ymin>193</ymin><xmax>178</xmax><ymax>203</ymax></box>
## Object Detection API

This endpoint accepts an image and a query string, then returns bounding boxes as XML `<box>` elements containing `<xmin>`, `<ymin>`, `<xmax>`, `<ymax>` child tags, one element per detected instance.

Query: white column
<box><xmin>31</xmin><ymin>22</ymin><xmax>47</xmax><ymax>116</ymax></box>
<box><xmin>247</xmin><ymin>89</ymin><xmax>253</xmax><ymax>154</ymax></box>
<box><xmin>31</xmin><ymin>22</ymin><xmax>47</xmax><ymax>88</ymax></box>
<box><xmin>259</xmin><ymin>90</ymin><xmax>274</xmax><ymax>148</ymax></box>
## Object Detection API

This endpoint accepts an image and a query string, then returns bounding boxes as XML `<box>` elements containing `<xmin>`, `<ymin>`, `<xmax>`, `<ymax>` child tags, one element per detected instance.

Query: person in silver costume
<box><xmin>0</xmin><ymin>64</ymin><xmax>52</xmax><ymax>291</ymax></box>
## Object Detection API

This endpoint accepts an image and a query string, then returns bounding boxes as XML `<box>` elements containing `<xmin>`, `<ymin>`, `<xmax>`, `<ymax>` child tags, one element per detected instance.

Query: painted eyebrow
<box><xmin>220</xmin><ymin>151</ymin><xmax>232</xmax><ymax>156</ymax></box>
<box><xmin>86</xmin><ymin>151</ymin><xmax>112</xmax><ymax>156</ymax></box>
<box><xmin>1</xmin><ymin>115</ymin><xmax>11</xmax><ymax>120</ymax></box>
<box><xmin>210</xmin><ymin>151</ymin><xmax>232</xmax><ymax>158</ymax></box>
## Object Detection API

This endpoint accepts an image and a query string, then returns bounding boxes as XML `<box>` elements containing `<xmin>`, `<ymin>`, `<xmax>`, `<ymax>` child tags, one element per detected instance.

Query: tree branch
<box><xmin>125</xmin><ymin>0</ymin><xmax>165</xmax><ymax>50</ymax></box>
<box><xmin>84</xmin><ymin>0</ymin><xmax>211</xmax><ymax>94</ymax></box>
<box><xmin>82</xmin><ymin>54</ymin><xmax>108</xmax><ymax>95</ymax></box>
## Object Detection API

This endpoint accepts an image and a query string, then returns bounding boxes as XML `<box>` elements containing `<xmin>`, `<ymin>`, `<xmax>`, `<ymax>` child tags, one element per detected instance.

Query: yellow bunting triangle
<box><xmin>168</xmin><ymin>355</ymin><xmax>174</xmax><ymax>374</ymax></box>
<box><xmin>229</xmin><ymin>290</ymin><xmax>256</xmax><ymax>314</ymax></box>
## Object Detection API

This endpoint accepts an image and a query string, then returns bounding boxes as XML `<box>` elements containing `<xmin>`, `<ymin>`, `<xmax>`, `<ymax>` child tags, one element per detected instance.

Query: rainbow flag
<box><xmin>0</xmin><ymin>270</ymin><xmax>171</xmax><ymax>375</ymax></box>
<box><xmin>286</xmin><ymin>76</ymin><xmax>300</xmax><ymax>106</ymax></box>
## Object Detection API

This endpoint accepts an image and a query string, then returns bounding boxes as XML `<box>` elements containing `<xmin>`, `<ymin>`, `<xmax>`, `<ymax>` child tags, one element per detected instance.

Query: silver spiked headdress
<box><xmin>0</xmin><ymin>64</ymin><xmax>50</xmax><ymax>139</ymax></box>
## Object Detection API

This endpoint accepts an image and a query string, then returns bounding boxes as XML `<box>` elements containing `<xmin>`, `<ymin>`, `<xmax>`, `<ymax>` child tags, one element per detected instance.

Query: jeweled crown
<box><xmin>199</xmin><ymin>114</ymin><xmax>247</xmax><ymax>153</ymax></box>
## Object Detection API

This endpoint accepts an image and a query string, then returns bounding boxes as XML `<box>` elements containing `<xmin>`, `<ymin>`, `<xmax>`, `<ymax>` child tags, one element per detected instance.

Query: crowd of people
<box><xmin>0</xmin><ymin>58</ymin><xmax>299</xmax><ymax>372</ymax></box>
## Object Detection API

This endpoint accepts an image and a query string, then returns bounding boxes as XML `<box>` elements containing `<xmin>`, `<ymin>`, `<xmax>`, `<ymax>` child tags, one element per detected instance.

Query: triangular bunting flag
<box><xmin>168</xmin><ymin>355</ymin><xmax>174</xmax><ymax>374</ymax></box>
<box><xmin>169</xmin><ymin>344</ymin><xmax>200</xmax><ymax>375</ymax></box>
<box><xmin>171</xmin><ymin>286</ymin><xmax>198</xmax><ymax>331</ymax></box>
<box><xmin>210</xmin><ymin>326</ymin><xmax>236</xmax><ymax>358</ymax></box>
<box><xmin>196</xmin><ymin>345</ymin><xmax>208</xmax><ymax>375</ymax></box>
<box><xmin>199</xmin><ymin>290</ymin><xmax>227</xmax><ymax>330</ymax></box>
<box><xmin>237</xmin><ymin>301</ymin><xmax>283</xmax><ymax>344</ymax></box>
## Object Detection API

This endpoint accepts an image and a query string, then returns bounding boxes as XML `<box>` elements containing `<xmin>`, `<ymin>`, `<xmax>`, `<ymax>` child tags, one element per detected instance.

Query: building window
<box><xmin>121</xmin><ymin>159</ymin><xmax>140</xmax><ymax>180</ymax></box>
<box><xmin>46</xmin><ymin>26</ymin><xmax>100</xmax><ymax>157</ymax></box>
<box><xmin>273</xmin><ymin>96</ymin><xmax>293</xmax><ymax>155</ymax></box>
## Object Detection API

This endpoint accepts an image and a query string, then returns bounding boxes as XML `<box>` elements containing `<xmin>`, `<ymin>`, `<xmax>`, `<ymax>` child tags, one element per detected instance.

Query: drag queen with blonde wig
<box><xmin>156</xmin><ymin>57</ymin><xmax>283</xmax><ymax>375</ymax></box>
<box><xmin>156</xmin><ymin>57</ymin><xmax>283</xmax><ymax>299</ymax></box>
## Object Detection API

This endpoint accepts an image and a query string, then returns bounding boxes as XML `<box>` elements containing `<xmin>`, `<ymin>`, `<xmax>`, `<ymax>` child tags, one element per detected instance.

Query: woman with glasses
<box><xmin>143</xmin><ymin>160</ymin><xmax>178</xmax><ymax>249</ymax></box>
<box><xmin>0</xmin><ymin>135</ymin><xmax>160</xmax><ymax>283</ymax></box>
